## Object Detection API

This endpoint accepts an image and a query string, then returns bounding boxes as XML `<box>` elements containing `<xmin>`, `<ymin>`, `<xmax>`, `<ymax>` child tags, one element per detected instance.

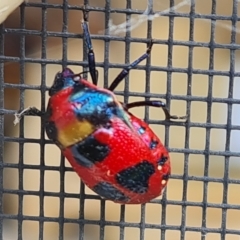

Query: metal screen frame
<box><xmin>0</xmin><ymin>0</ymin><xmax>240</xmax><ymax>239</ymax></box>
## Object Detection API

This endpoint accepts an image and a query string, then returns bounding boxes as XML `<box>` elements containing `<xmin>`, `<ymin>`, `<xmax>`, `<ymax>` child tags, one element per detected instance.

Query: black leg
<box><xmin>82</xmin><ymin>6</ymin><xmax>98</xmax><ymax>85</ymax></box>
<box><xmin>125</xmin><ymin>100</ymin><xmax>187</xmax><ymax>121</ymax></box>
<box><xmin>108</xmin><ymin>41</ymin><xmax>153</xmax><ymax>91</ymax></box>
<box><xmin>14</xmin><ymin>107</ymin><xmax>44</xmax><ymax>125</ymax></box>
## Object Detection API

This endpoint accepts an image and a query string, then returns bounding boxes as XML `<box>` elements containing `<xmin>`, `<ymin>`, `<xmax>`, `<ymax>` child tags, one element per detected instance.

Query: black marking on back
<box><xmin>93</xmin><ymin>182</ymin><xmax>129</xmax><ymax>202</ymax></box>
<box><xmin>72</xmin><ymin>81</ymin><xmax>87</xmax><ymax>94</ymax></box>
<box><xmin>157</xmin><ymin>155</ymin><xmax>168</xmax><ymax>166</ymax></box>
<box><xmin>162</xmin><ymin>173</ymin><xmax>170</xmax><ymax>180</ymax></box>
<box><xmin>45</xmin><ymin>105</ymin><xmax>58</xmax><ymax>142</ymax></box>
<box><xmin>150</xmin><ymin>139</ymin><xmax>159</xmax><ymax>149</ymax></box>
<box><xmin>87</xmin><ymin>101</ymin><xmax>117</xmax><ymax>126</ymax></box>
<box><xmin>71</xmin><ymin>135</ymin><xmax>110</xmax><ymax>168</ymax></box>
<box><xmin>45</xmin><ymin>120</ymin><xmax>58</xmax><ymax>141</ymax></box>
<box><xmin>116</xmin><ymin>160</ymin><xmax>155</xmax><ymax>194</ymax></box>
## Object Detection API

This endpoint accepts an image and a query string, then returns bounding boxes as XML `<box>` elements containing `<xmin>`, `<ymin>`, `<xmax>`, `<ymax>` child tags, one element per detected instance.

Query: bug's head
<box><xmin>49</xmin><ymin>68</ymin><xmax>78</xmax><ymax>96</ymax></box>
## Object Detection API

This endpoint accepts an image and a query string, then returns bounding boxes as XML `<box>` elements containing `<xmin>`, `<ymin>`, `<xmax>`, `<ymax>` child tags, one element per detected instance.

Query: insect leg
<box><xmin>108</xmin><ymin>41</ymin><xmax>153</xmax><ymax>91</ymax></box>
<box><xmin>125</xmin><ymin>100</ymin><xmax>187</xmax><ymax>120</ymax></box>
<box><xmin>14</xmin><ymin>107</ymin><xmax>44</xmax><ymax>125</ymax></box>
<box><xmin>82</xmin><ymin>6</ymin><xmax>98</xmax><ymax>85</ymax></box>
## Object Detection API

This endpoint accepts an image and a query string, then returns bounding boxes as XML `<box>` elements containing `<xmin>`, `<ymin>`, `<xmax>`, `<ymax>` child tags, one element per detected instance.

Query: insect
<box><xmin>15</xmin><ymin>7</ymin><xmax>186</xmax><ymax>204</ymax></box>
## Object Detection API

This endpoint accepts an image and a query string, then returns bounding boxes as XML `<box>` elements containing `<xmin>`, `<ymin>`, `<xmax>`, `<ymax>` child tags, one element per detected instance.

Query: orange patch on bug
<box><xmin>58</xmin><ymin>119</ymin><xmax>96</xmax><ymax>147</ymax></box>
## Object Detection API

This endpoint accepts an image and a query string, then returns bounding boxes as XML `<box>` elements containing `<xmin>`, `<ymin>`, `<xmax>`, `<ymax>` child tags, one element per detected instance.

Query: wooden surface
<box><xmin>0</xmin><ymin>0</ymin><xmax>24</xmax><ymax>24</ymax></box>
